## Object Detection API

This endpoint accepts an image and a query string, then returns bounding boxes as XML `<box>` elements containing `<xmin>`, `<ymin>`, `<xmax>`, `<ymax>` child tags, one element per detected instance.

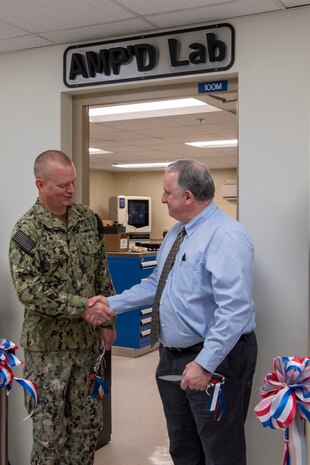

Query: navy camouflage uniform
<box><xmin>9</xmin><ymin>200</ymin><xmax>115</xmax><ymax>465</ymax></box>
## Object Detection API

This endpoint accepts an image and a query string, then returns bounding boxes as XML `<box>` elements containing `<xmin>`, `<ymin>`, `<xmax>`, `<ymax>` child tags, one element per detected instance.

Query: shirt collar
<box><xmin>34</xmin><ymin>199</ymin><xmax>82</xmax><ymax>230</ymax></box>
<box><xmin>183</xmin><ymin>201</ymin><xmax>217</xmax><ymax>237</ymax></box>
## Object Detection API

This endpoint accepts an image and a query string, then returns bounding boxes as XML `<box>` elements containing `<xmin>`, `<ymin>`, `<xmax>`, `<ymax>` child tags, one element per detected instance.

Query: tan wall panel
<box><xmin>90</xmin><ymin>168</ymin><xmax>237</xmax><ymax>240</ymax></box>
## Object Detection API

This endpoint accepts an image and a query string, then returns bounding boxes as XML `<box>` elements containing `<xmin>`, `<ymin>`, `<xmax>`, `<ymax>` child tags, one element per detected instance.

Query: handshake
<box><xmin>83</xmin><ymin>295</ymin><xmax>116</xmax><ymax>326</ymax></box>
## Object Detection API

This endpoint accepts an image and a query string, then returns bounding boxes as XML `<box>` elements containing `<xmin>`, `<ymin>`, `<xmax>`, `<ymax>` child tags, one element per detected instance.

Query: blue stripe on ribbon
<box><xmin>0</xmin><ymin>370</ymin><xmax>8</xmax><ymax>387</ymax></box>
<box><xmin>90</xmin><ymin>375</ymin><xmax>109</xmax><ymax>399</ymax></box>
<box><xmin>297</xmin><ymin>401</ymin><xmax>310</xmax><ymax>422</ymax></box>
<box><xmin>273</xmin><ymin>388</ymin><xmax>292</xmax><ymax>420</ymax></box>
<box><xmin>15</xmin><ymin>378</ymin><xmax>37</xmax><ymax>403</ymax></box>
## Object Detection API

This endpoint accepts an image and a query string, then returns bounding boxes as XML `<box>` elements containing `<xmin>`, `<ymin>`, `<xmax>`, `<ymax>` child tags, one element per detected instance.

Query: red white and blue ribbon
<box><xmin>0</xmin><ymin>338</ymin><xmax>38</xmax><ymax>419</ymax></box>
<box><xmin>206</xmin><ymin>373</ymin><xmax>225</xmax><ymax>419</ymax></box>
<box><xmin>90</xmin><ymin>375</ymin><xmax>109</xmax><ymax>399</ymax></box>
<box><xmin>254</xmin><ymin>356</ymin><xmax>310</xmax><ymax>465</ymax></box>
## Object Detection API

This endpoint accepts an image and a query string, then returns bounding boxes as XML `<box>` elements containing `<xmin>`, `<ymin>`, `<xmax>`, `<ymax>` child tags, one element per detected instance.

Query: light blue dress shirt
<box><xmin>107</xmin><ymin>201</ymin><xmax>255</xmax><ymax>372</ymax></box>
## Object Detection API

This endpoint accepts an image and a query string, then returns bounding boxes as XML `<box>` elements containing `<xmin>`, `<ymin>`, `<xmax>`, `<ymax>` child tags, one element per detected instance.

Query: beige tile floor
<box><xmin>94</xmin><ymin>350</ymin><xmax>173</xmax><ymax>465</ymax></box>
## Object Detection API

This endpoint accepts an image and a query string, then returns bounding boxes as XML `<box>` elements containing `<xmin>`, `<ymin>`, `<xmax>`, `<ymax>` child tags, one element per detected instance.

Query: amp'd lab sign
<box><xmin>198</xmin><ymin>80</ymin><xmax>228</xmax><ymax>93</ymax></box>
<box><xmin>64</xmin><ymin>23</ymin><xmax>234</xmax><ymax>88</ymax></box>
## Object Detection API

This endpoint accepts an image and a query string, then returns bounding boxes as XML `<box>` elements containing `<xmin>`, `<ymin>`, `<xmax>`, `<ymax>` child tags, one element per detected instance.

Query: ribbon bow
<box><xmin>254</xmin><ymin>356</ymin><xmax>310</xmax><ymax>465</ymax></box>
<box><xmin>0</xmin><ymin>338</ymin><xmax>38</xmax><ymax>419</ymax></box>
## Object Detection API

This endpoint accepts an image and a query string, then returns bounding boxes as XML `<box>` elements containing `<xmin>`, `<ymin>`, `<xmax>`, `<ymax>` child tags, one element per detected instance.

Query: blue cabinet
<box><xmin>107</xmin><ymin>253</ymin><xmax>157</xmax><ymax>351</ymax></box>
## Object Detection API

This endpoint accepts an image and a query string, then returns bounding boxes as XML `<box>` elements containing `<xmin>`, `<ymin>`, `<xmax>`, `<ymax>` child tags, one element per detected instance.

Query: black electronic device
<box><xmin>136</xmin><ymin>242</ymin><xmax>161</xmax><ymax>251</ymax></box>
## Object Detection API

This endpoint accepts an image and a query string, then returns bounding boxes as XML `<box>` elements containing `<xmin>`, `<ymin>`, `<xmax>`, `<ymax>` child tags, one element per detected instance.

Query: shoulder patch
<box><xmin>12</xmin><ymin>230</ymin><xmax>36</xmax><ymax>254</ymax></box>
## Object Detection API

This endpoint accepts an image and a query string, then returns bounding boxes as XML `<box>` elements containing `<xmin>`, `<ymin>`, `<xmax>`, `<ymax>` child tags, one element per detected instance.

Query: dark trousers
<box><xmin>156</xmin><ymin>332</ymin><xmax>257</xmax><ymax>465</ymax></box>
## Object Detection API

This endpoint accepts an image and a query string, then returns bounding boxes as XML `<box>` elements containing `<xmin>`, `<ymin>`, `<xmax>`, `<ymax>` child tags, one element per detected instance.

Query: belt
<box><xmin>165</xmin><ymin>331</ymin><xmax>254</xmax><ymax>354</ymax></box>
<box><xmin>165</xmin><ymin>342</ymin><xmax>204</xmax><ymax>353</ymax></box>
<box><xmin>238</xmin><ymin>331</ymin><xmax>254</xmax><ymax>342</ymax></box>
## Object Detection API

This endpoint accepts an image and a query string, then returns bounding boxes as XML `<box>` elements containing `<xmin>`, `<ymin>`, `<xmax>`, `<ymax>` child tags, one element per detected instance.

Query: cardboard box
<box><xmin>104</xmin><ymin>233</ymin><xmax>129</xmax><ymax>252</ymax></box>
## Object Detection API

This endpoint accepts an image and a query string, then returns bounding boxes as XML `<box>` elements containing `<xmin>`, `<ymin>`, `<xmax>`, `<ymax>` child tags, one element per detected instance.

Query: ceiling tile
<box><xmin>40</xmin><ymin>18</ymin><xmax>154</xmax><ymax>44</ymax></box>
<box><xmin>0</xmin><ymin>0</ymin><xmax>135</xmax><ymax>33</ymax></box>
<box><xmin>0</xmin><ymin>21</ymin><xmax>28</xmax><ymax>40</ymax></box>
<box><xmin>0</xmin><ymin>34</ymin><xmax>52</xmax><ymax>53</ymax></box>
<box><xmin>280</xmin><ymin>1</ymin><xmax>310</xmax><ymax>6</ymax></box>
<box><xmin>114</xmin><ymin>0</ymin><xmax>234</xmax><ymax>15</ymax></box>
<box><xmin>148</xmin><ymin>0</ymin><xmax>283</xmax><ymax>28</ymax></box>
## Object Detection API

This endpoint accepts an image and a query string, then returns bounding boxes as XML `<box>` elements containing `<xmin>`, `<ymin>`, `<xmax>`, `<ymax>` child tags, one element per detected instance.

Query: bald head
<box><xmin>34</xmin><ymin>150</ymin><xmax>74</xmax><ymax>180</ymax></box>
<box><xmin>34</xmin><ymin>150</ymin><xmax>76</xmax><ymax>215</ymax></box>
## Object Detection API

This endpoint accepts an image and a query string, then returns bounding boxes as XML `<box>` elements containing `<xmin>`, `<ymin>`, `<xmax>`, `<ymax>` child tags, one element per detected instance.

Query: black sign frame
<box><xmin>63</xmin><ymin>23</ymin><xmax>235</xmax><ymax>88</ymax></box>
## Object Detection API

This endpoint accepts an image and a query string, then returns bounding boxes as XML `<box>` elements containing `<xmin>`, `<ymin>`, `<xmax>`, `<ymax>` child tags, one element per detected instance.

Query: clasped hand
<box><xmin>84</xmin><ymin>295</ymin><xmax>115</xmax><ymax>326</ymax></box>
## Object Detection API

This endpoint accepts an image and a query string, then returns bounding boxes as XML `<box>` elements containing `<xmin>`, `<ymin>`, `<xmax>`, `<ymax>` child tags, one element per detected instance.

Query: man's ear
<box><xmin>35</xmin><ymin>178</ymin><xmax>44</xmax><ymax>191</ymax></box>
<box><xmin>184</xmin><ymin>189</ymin><xmax>194</xmax><ymax>204</ymax></box>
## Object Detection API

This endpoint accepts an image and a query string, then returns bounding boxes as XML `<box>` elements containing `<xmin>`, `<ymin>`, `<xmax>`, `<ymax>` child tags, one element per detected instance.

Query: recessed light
<box><xmin>185</xmin><ymin>139</ymin><xmax>238</xmax><ymax>148</ymax></box>
<box><xmin>90</xmin><ymin>99</ymin><xmax>208</xmax><ymax>117</ymax></box>
<box><xmin>89</xmin><ymin>148</ymin><xmax>113</xmax><ymax>155</ymax></box>
<box><xmin>113</xmin><ymin>162</ymin><xmax>170</xmax><ymax>169</ymax></box>
<box><xmin>89</xmin><ymin>98</ymin><xmax>220</xmax><ymax>122</ymax></box>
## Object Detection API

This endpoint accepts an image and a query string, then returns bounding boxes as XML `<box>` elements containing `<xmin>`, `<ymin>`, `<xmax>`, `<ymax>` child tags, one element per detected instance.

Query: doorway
<box><xmin>70</xmin><ymin>76</ymin><xmax>239</xmax><ymax>459</ymax></box>
<box><xmin>71</xmin><ymin>76</ymin><xmax>238</xmax><ymax>229</ymax></box>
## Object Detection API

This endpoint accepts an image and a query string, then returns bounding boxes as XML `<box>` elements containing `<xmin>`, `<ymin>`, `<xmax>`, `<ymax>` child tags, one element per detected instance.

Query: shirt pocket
<box><xmin>77</xmin><ymin>232</ymin><xmax>100</xmax><ymax>255</ymax></box>
<box><xmin>75</xmin><ymin>232</ymin><xmax>101</xmax><ymax>272</ymax></box>
<box><xmin>175</xmin><ymin>260</ymin><xmax>202</xmax><ymax>296</ymax></box>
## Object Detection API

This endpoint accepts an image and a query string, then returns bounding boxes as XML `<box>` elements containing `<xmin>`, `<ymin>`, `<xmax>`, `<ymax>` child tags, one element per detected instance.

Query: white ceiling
<box><xmin>1</xmin><ymin>0</ymin><xmax>309</xmax><ymax>171</ymax></box>
<box><xmin>89</xmin><ymin>91</ymin><xmax>238</xmax><ymax>171</ymax></box>
<box><xmin>0</xmin><ymin>0</ymin><xmax>308</xmax><ymax>54</ymax></box>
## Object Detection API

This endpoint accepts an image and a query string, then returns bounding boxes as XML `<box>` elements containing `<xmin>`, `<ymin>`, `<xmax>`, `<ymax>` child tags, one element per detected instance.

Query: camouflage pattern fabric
<box><xmin>9</xmin><ymin>200</ymin><xmax>115</xmax><ymax>465</ymax></box>
<box><xmin>24</xmin><ymin>348</ymin><xmax>103</xmax><ymax>465</ymax></box>
<box><xmin>9</xmin><ymin>200</ymin><xmax>115</xmax><ymax>350</ymax></box>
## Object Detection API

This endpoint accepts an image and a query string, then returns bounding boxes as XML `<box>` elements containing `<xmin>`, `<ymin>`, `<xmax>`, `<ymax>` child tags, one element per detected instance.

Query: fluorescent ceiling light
<box><xmin>89</xmin><ymin>147</ymin><xmax>113</xmax><ymax>155</ymax></box>
<box><xmin>89</xmin><ymin>98</ymin><xmax>220</xmax><ymax>122</ymax></box>
<box><xmin>113</xmin><ymin>162</ymin><xmax>170</xmax><ymax>169</ymax></box>
<box><xmin>90</xmin><ymin>99</ymin><xmax>206</xmax><ymax>116</ymax></box>
<box><xmin>185</xmin><ymin>139</ymin><xmax>238</xmax><ymax>148</ymax></box>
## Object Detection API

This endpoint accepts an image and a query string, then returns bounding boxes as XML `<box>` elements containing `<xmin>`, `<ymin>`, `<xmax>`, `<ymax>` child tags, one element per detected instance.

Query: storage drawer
<box><xmin>141</xmin><ymin>316</ymin><xmax>152</xmax><ymax>326</ymax></box>
<box><xmin>140</xmin><ymin>258</ymin><xmax>157</xmax><ymax>279</ymax></box>
<box><xmin>139</xmin><ymin>328</ymin><xmax>151</xmax><ymax>347</ymax></box>
<box><xmin>140</xmin><ymin>307</ymin><xmax>152</xmax><ymax>316</ymax></box>
<box><xmin>140</xmin><ymin>328</ymin><xmax>151</xmax><ymax>337</ymax></box>
<box><xmin>141</xmin><ymin>260</ymin><xmax>157</xmax><ymax>269</ymax></box>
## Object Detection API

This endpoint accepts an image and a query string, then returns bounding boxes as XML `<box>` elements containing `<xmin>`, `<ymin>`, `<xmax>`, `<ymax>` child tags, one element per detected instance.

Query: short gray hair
<box><xmin>34</xmin><ymin>150</ymin><xmax>73</xmax><ymax>179</ymax></box>
<box><xmin>166</xmin><ymin>159</ymin><xmax>215</xmax><ymax>201</ymax></box>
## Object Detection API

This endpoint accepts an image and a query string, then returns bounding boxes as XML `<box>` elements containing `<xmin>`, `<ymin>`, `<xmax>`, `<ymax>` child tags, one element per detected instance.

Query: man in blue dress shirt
<box><xmin>87</xmin><ymin>159</ymin><xmax>257</xmax><ymax>465</ymax></box>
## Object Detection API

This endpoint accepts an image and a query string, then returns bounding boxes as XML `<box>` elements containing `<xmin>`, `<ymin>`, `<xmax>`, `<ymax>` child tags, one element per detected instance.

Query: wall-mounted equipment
<box><xmin>222</xmin><ymin>179</ymin><xmax>237</xmax><ymax>200</ymax></box>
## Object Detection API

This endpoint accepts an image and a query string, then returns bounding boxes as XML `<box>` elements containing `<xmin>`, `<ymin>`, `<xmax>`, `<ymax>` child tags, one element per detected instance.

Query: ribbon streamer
<box><xmin>206</xmin><ymin>373</ymin><xmax>225</xmax><ymax>420</ymax></box>
<box><xmin>87</xmin><ymin>347</ymin><xmax>109</xmax><ymax>400</ymax></box>
<box><xmin>254</xmin><ymin>356</ymin><xmax>310</xmax><ymax>465</ymax></box>
<box><xmin>90</xmin><ymin>375</ymin><xmax>109</xmax><ymax>399</ymax></box>
<box><xmin>0</xmin><ymin>338</ymin><xmax>37</xmax><ymax>418</ymax></box>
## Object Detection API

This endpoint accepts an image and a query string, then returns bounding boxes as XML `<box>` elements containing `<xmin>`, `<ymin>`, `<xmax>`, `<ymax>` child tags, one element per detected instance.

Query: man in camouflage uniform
<box><xmin>9</xmin><ymin>150</ymin><xmax>115</xmax><ymax>465</ymax></box>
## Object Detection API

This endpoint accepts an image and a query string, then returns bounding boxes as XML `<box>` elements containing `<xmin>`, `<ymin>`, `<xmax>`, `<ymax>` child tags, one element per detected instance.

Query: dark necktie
<box><xmin>150</xmin><ymin>227</ymin><xmax>186</xmax><ymax>346</ymax></box>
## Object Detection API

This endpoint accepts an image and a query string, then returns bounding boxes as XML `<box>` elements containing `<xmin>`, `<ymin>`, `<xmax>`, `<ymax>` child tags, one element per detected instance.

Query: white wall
<box><xmin>236</xmin><ymin>11</ymin><xmax>310</xmax><ymax>463</ymax></box>
<box><xmin>0</xmin><ymin>46</ymin><xmax>65</xmax><ymax>464</ymax></box>
<box><xmin>0</xmin><ymin>8</ymin><xmax>309</xmax><ymax>465</ymax></box>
